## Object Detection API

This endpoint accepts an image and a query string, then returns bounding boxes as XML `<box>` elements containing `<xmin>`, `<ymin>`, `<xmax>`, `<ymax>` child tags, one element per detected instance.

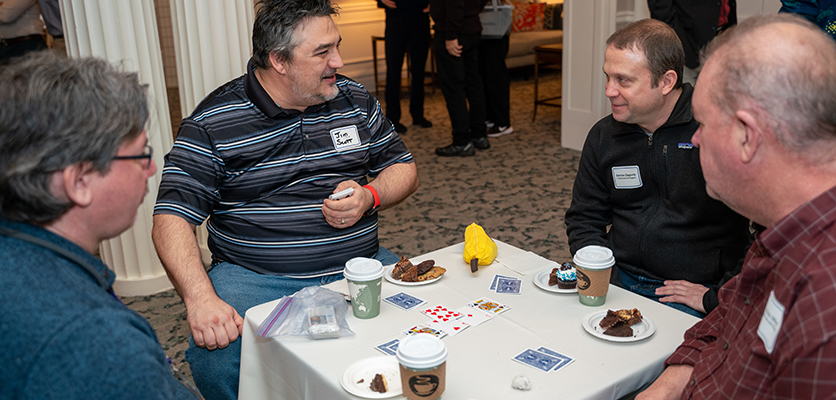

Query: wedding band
<box><xmin>341</xmin><ymin>218</ymin><xmax>345</xmax><ymax>224</ymax></box>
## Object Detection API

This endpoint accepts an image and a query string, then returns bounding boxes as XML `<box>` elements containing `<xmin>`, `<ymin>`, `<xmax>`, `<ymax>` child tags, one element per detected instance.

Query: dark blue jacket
<box><xmin>0</xmin><ymin>219</ymin><xmax>195</xmax><ymax>399</ymax></box>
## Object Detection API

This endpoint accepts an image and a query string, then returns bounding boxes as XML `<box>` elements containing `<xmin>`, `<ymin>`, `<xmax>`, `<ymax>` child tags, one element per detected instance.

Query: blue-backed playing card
<box><xmin>489</xmin><ymin>274</ymin><xmax>518</xmax><ymax>291</ymax></box>
<box><xmin>537</xmin><ymin>346</ymin><xmax>574</xmax><ymax>371</ymax></box>
<box><xmin>383</xmin><ymin>292</ymin><xmax>426</xmax><ymax>311</ymax></box>
<box><xmin>375</xmin><ymin>338</ymin><xmax>400</xmax><ymax>356</ymax></box>
<box><xmin>496</xmin><ymin>277</ymin><xmax>522</xmax><ymax>294</ymax></box>
<box><xmin>512</xmin><ymin>348</ymin><xmax>562</xmax><ymax>373</ymax></box>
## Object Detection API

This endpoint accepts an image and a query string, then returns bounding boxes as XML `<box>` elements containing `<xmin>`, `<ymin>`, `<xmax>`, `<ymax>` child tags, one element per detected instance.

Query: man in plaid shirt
<box><xmin>637</xmin><ymin>14</ymin><xmax>836</xmax><ymax>399</ymax></box>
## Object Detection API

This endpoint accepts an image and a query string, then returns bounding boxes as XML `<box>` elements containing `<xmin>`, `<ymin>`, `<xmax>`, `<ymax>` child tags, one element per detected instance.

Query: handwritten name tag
<box><xmin>611</xmin><ymin>166</ymin><xmax>642</xmax><ymax>189</ymax></box>
<box><xmin>757</xmin><ymin>290</ymin><xmax>785</xmax><ymax>354</ymax></box>
<box><xmin>330</xmin><ymin>125</ymin><xmax>361</xmax><ymax>151</ymax></box>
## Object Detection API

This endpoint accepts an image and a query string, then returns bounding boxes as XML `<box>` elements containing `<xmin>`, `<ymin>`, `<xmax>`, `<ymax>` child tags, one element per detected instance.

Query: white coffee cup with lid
<box><xmin>573</xmin><ymin>245</ymin><xmax>616</xmax><ymax>306</ymax></box>
<box><xmin>396</xmin><ymin>334</ymin><xmax>447</xmax><ymax>400</ymax></box>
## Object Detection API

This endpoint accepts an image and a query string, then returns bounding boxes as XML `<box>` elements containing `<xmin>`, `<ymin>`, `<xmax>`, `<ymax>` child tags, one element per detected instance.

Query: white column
<box><xmin>169</xmin><ymin>0</ymin><xmax>255</xmax><ymax>267</ymax></box>
<box><xmin>61</xmin><ymin>0</ymin><xmax>174</xmax><ymax>296</ymax></box>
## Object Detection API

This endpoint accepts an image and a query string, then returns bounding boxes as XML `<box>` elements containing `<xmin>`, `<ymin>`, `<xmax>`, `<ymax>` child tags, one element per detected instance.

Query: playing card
<box><xmin>426</xmin><ymin>319</ymin><xmax>469</xmax><ymax>336</ymax></box>
<box><xmin>402</xmin><ymin>324</ymin><xmax>447</xmax><ymax>338</ymax></box>
<box><xmin>383</xmin><ymin>292</ymin><xmax>426</xmax><ymax>311</ymax></box>
<box><xmin>420</xmin><ymin>305</ymin><xmax>463</xmax><ymax>321</ymax></box>
<box><xmin>512</xmin><ymin>348</ymin><xmax>563</xmax><ymax>373</ymax></box>
<box><xmin>453</xmin><ymin>306</ymin><xmax>494</xmax><ymax>327</ymax></box>
<box><xmin>495</xmin><ymin>277</ymin><xmax>522</xmax><ymax>294</ymax></box>
<box><xmin>489</xmin><ymin>274</ymin><xmax>518</xmax><ymax>291</ymax></box>
<box><xmin>467</xmin><ymin>297</ymin><xmax>510</xmax><ymax>315</ymax></box>
<box><xmin>374</xmin><ymin>338</ymin><xmax>400</xmax><ymax>356</ymax></box>
<box><xmin>537</xmin><ymin>346</ymin><xmax>574</xmax><ymax>371</ymax></box>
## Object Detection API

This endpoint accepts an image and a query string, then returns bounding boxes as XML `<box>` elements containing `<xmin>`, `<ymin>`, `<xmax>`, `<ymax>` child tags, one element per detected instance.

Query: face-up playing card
<box><xmin>512</xmin><ymin>348</ymin><xmax>563</xmax><ymax>373</ymax></box>
<box><xmin>489</xmin><ymin>274</ymin><xmax>518</xmax><ymax>291</ymax></box>
<box><xmin>402</xmin><ymin>324</ymin><xmax>447</xmax><ymax>338</ymax></box>
<box><xmin>536</xmin><ymin>346</ymin><xmax>574</xmax><ymax>372</ymax></box>
<box><xmin>453</xmin><ymin>306</ymin><xmax>494</xmax><ymax>327</ymax></box>
<box><xmin>374</xmin><ymin>338</ymin><xmax>400</xmax><ymax>356</ymax></box>
<box><xmin>496</xmin><ymin>277</ymin><xmax>522</xmax><ymax>294</ymax></box>
<box><xmin>419</xmin><ymin>305</ymin><xmax>463</xmax><ymax>321</ymax></box>
<box><xmin>383</xmin><ymin>292</ymin><xmax>426</xmax><ymax>311</ymax></box>
<box><xmin>467</xmin><ymin>297</ymin><xmax>510</xmax><ymax>315</ymax></box>
<box><xmin>426</xmin><ymin>319</ymin><xmax>469</xmax><ymax>336</ymax></box>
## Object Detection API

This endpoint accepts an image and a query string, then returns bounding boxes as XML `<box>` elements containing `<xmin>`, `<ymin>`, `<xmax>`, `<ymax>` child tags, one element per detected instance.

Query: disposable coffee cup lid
<box><xmin>343</xmin><ymin>258</ymin><xmax>383</xmax><ymax>281</ymax></box>
<box><xmin>396</xmin><ymin>334</ymin><xmax>448</xmax><ymax>369</ymax></box>
<box><xmin>573</xmin><ymin>246</ymin><xmax>615</xmax><ymax>270</ymax></box>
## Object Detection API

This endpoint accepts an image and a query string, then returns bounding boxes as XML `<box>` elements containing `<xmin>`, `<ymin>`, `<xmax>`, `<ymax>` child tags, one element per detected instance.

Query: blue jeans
<box><xmin>615</xmin><ymin>268</ymin><xmax>706</xmax><ymax>319</ymax></box>
<box><xmin>186</xmin><ymin>246</ymin><xmax>400</xmax><ymax>400</ymax></box>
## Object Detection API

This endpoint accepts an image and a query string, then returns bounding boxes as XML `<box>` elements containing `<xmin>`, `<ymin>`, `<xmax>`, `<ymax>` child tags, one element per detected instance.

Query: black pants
<box><xmin>434</xmin><ymin>33</ymin><xmax>486</xmax><ymax>145</ymax></box>
<box><xmin>384</xmin><ymin>12</ymin><xmax>431</xmax><ymax>124</ymax></box>
<box><xmin>478</xmin><ymin>34</ymin><xmax>511</xmax><ymax>127</ymax></box>
<box><xmin>0</xmin><ymin>36</ymin><xmax>47</xmax><ymax>66</ymax></box>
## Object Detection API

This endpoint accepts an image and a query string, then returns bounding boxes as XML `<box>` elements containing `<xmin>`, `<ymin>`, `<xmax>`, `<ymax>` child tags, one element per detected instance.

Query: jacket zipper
<box><xmin>640</xmin><ymin>135</ymin><xmax>662</xmax><ymax>268</ymax></box>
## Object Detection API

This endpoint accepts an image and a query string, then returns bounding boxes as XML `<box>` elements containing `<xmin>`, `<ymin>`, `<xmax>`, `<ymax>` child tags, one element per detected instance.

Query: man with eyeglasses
<box><xmin>0</xmin><ymin>51</ymin><xmax>197</xmax><ymax>398</ymax></box>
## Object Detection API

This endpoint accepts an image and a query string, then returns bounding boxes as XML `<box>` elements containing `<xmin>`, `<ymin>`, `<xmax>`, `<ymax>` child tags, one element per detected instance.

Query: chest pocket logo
<box><xmin>612</xmin><ymin>166</ymin><xmax>642</xmax><ymax>189</ymax></box>
<box><xmin>330</xmin><ymin>125</ymin><xmax>361</xmax><ymax>151</ymax></box>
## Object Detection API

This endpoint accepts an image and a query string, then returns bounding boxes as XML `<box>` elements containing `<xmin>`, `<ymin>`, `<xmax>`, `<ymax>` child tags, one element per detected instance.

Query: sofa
<box><xmin>504</xmin><ymin>2</ymin><xmax>563</xmax><ymax>69</ymax></box>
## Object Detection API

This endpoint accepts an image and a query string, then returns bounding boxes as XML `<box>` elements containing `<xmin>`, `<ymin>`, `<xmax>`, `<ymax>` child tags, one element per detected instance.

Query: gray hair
<box><xmin>0</xmin><ymin>51</ymin><xmax>149</xmax><ymax>224</ymax></box>
<box><xmin>702</xmin><ymin>14</ymin><xmax>836</xmax><ymax>162</ymax></box>
<box><xmin>252</xmin><ymin>0</ymin><xmax>339</xmax><ymax>69</ymax></box>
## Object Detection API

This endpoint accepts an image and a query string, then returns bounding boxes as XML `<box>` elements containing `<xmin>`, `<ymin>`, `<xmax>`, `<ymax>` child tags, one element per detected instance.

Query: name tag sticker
<box><xmin>612</xmin><ymin>166</ymin><xmax>642</xmax><ymax>189</ymax></box>
<box><xmin>757</xmin><ymin>290</ymin><xmax>785</xmax><ymax>354</ymax></box>
<box><xmin>330</xmin><ymin>125</ymin><xmax>361</xmax><ymax>151</ymax></box>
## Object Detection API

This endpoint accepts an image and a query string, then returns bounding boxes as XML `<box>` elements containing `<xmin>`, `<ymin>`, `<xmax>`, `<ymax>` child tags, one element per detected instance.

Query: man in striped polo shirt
<box><xmin>152</xmin><ymin>1</ymin><xmax>418</xmax><ymax>398</ymax></box>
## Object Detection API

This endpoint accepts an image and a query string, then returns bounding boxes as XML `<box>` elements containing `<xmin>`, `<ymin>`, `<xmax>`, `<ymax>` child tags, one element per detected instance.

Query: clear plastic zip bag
<box><xmin>256</xmin><ymin>286</ymin><xmax>355</xmax><ymax>340</ymax></box>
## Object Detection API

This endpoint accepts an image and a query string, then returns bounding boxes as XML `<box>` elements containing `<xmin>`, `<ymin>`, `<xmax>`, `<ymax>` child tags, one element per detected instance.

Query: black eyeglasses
<box><xmin>113</xmin><ymin>144</ymin><xmax>154</xmax><ymax>169</ymax></box>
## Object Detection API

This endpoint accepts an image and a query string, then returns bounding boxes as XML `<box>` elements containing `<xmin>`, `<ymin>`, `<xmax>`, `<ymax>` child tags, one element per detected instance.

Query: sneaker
<box><xmin>435</xmin><ymin>142</ymin><xmax>475</xmax><ymax>157</ymax></box>
<box><xmin>472</xmin><ymin>136</ymin><xmax>490</xmax><ymax>150</ymax></box>
<box><xmin>412</xmin><ymin>118</ymin><xmax>433</xmax><ymax>128</ymax></box>
<box><xmin>393</xmin><ymin>122</ymin><xmax>407</xmax><ymax>133</ymax></box>
<box><xmin>487</xmin><ymin>125</ymin><xmax>513</xmax><ymax>138</ymax></box>
<box><xmin>485</xmin><ymin>120</ymin><xmax>495</xmax><ymax>128</ymax></box>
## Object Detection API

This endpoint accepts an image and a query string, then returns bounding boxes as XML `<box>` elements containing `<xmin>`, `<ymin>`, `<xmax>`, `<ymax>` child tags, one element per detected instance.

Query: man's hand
<box><xmin>381</xmin><ymin>0</ymin><xmax>396</xmax><ymax>8</ymax></box>
<box><xmin>186</xmin><ymin>293</ymin><xmax>244</xmax><ymax>350</ymax></box>
<box><xmin>656</xmin><ymin>280</ymin><xmax>709</xmax><ymax>314</ymax></box>
<box><xmin>635</xmin><ymin>364</ymin><xmax>694</xmax><ymax>400</ymax></box>
<box><xmin>445</xmin><ymin>39</ymin><xmax>462</xmax><ymax>57</ymax></box>
<box><xmin>322</xmin><ymin>180</ymin><xmax>372</xmax><ymax>228</ymax></box>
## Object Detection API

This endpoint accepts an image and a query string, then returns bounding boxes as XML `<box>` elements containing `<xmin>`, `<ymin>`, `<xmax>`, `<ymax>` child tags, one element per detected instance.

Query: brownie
<box><xmin>392</xmin><ymin>256</ymin><xmax>412</xmax><ymax>280</ymax></box>
<box><xmin>369</xmin><ymin>373</ymin><xmax>388</xmax><ymax>393</ymax></box>
<box><xmin>401</xmin><ymin>264</ymin><xmax>419</xmax><ymax>282</ymax></box>
<box><xmin>603</xmin><ymin>321</ymin><xmax>634</xmax><ymax>337</ymax></box>
<box><xmin>548</xmin><ymin>268</ymin><xmax>559</xmax><ymax>286</ymax></box>
<box><xmin>599</xmin><ymin>309</ymin><xmax>620</xmax><ymax>329</ymax></box>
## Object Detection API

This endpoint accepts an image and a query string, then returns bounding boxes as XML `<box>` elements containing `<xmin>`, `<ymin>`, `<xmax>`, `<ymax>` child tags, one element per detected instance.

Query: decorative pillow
<box><xmin>543</xmin><ymin>3</ymin><xmax>563</xmax><ymax>30</ymax></box>
<box><xmin>512</xmin><ymin>3</ymin><xmax>545</xmax><ymax>33</ymax></box>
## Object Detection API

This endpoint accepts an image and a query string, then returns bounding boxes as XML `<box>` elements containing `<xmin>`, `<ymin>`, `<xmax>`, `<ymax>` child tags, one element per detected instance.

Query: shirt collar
<box><xmin>758</xmin><ymin>184</ymin><xmax>836</xmax><ymax>261</ymax></box>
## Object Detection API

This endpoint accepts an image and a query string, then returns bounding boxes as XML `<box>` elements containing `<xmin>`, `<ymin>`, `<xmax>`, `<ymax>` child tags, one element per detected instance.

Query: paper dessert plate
<box><xmin>582</xmin><ymin>310</ymin><xmax>656</xmax><ymax>343</ymax></box>
<box><xmin>383</xmin><ymin>264</ymin><xmax>443</xmax><ymax>286</ymax></box>
<box><xmin>340</xmin><ymin>356</ymin><xmax>402</xmax><ymax>399</ymax></box>
<box><xmin>532</xmin><ymin>268</ymin><xmax>578</xmax><ymax>294</ymax></box>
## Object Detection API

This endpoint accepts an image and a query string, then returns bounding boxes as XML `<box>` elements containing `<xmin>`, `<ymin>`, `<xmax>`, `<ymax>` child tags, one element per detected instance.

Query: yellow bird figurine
<box><xmin>463</xmin><ymin>222</ymin><xmax>497</xmax><ymax>272</ymax></box>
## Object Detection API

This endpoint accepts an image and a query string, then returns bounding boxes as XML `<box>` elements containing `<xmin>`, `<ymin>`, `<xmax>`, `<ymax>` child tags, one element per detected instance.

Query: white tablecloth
<box><xmin>239</xmin><ymin>241</ymin><xmax>699</xmax><ymax>400</ymax></box>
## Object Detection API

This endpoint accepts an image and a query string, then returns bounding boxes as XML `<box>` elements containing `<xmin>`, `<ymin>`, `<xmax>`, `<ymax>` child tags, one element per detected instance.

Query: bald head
<box><xmin>700</xmin><ymin>14</ymin><xmax>836</xmax><ymax>164</ymax></box>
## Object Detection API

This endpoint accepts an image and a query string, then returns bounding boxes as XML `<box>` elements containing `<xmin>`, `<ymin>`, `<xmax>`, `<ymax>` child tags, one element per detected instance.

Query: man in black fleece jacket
<box><xmin>429</xmin><ymin>0</ymin><xmax>491</xmax><ymax>156</ymax></box>
<box><xmin>564</xmin><ymin>19</ymin><xmax>750</xmax><ymax>317</ymax></box>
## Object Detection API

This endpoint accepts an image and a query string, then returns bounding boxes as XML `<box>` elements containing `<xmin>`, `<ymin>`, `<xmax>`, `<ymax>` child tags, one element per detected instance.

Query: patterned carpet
<box><xmin>120</xmin><ymin>68</ymin><xmax>576</xmax><ymax>383</ymax></box>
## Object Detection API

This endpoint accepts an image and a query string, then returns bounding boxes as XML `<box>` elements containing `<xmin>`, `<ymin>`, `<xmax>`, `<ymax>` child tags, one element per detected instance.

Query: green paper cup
<box><xmin>343</xmin><ymin>258</ymin><xmax>384</xmax><ymax>319</ymax></box>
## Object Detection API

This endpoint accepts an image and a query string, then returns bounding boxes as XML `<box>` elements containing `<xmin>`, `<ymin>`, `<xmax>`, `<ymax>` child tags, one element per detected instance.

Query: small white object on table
<box><xmin>238</xmin><ymin>241</ymin><xmax>699</xmax><ymax>400</ymax></box>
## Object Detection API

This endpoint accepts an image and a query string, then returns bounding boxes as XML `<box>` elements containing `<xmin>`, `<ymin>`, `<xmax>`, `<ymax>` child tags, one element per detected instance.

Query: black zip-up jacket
<box><xmin>564</xmin><ymin>83</ymin><xmax>750</xmax><ymax>312</ymax></box>
<box><xmin>429</xmin><ymin>0</ymin><xmax>489</xmax><ymax>40</ymax></box>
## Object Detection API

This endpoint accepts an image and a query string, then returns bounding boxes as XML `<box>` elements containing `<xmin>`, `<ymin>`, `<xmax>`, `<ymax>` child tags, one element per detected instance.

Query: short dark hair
<box><xmin>252</xmin><ymin>0</ymin><xmax>339</xmax><ymax>69</ymax></box>
<box><xmin>702</xmin><ymin>14</ymin><xmax>836</xmax><ymax>160</ymax></box>
<box><xmin>607</xmin><ymin>19</ymin><xmax>685</xmax><ymax>89</ymax></box>
<box><xmin>0</xmin><ymin>52</ymin><xmax>149</xmax><ymax>224</ymax></box>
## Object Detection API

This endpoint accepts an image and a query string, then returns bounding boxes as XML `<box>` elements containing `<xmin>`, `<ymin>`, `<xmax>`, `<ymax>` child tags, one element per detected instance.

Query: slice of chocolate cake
<box><xmin>599</xmin><ymin>309</ymin><xmax>621</xmax><ymax>329</ymax></box>
<box><xmin>369</xmin><ymin>373</ymin><xmax>388</xmax><ymax>393</ymax></box>
<box><xmin>391</xmin><ymin>256</ymin><xmax>412</xmax><ymax>280</ymax></box>
<box><xmin>548</xmin><ymin>268</ymin><xmax>560</xmax><ymax>286</ymax></box>
<box><xmin>603</xmin><ymin>321</ymin><xmax>634</xmax><ymax>337</ymax></box>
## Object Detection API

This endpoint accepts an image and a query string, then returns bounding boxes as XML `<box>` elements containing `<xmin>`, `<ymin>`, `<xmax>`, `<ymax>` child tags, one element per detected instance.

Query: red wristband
<box><xmin>363</xmin><ymin>185</ymin><xmax>380</xmax><ymax>216</ymax></box>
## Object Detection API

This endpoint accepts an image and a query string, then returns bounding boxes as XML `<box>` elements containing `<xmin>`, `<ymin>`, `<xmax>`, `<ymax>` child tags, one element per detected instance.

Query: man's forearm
<box><xmin>368</xmin><ymin>162</ymin><xmax>419</xmax><ymax>211</ymax></box>
<box><xmin>636</xmin><ymin>364</ymin><xmax>693</xmax><ymax>400</ymax></box>
<box><xmin>152</xmin><ymin>214</ymin><xmax>216</xmax><ymax>306</ymax></box>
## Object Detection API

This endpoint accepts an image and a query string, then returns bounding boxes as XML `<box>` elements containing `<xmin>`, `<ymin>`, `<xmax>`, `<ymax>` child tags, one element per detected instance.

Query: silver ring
<box><xmin>341</xmin><ymin>218</ymin><xmax>345</xmax><ymax>224</ymax></box>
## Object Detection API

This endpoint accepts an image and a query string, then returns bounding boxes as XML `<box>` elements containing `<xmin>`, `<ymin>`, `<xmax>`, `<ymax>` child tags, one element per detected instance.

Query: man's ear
<box><xmin>269</xmin><ymin>52</ymin><xmax>287</xmax><ymax>75</ymax></box>
<box><xmin>60</xmin><ymin>163</ymin><xmax>96</xmax><ymax>207</ymax></box>
<box><xmin>659</xmin><ymin>70</ymin><xmax>677</xmax><ymax>95</ymax></box>
<box><xmin>735</xmin><ymin>110</ymin><xmax>762</xmax><ymax>164</ymax></box>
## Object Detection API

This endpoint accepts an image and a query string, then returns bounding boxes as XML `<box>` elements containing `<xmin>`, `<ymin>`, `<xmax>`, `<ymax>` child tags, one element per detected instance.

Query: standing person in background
<box><xmin>0</xmin><ymin>0</ymin><xmax>47</xmax><ymax>66</ymax></box>
<box><xmin>0</xmin><ymin>51</ymin><xmax>197</xmax><ymax>400</ymax></box>
<box><xmin>780</xmin><ymin>0</ymin><xmax>836</xmax><ymax>40</ymax></box>
<box><xmin>648</xmin><ymin>0</ymin><xmax>736</xmax><ymax>84</ymax></box>
<box><xmin>37</xmin><ymin>0</ymin><xmax>65</xmax><ymax>55</ymax></box>
<box><xmin>378</xmin><ymin>0</ymin><xmax>434</xmax><ymax>134</ymax></box>
<box><xmin>478</xmin><ymin>1</ymin><xmax>513</xmax><ymax>139</ymax></box>
<box><xmin>430</xmin><ymin>0</ymin><xmax>491</xmax><ymax>157</ymax></box>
